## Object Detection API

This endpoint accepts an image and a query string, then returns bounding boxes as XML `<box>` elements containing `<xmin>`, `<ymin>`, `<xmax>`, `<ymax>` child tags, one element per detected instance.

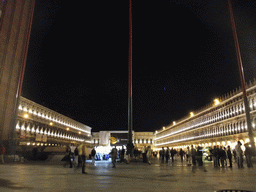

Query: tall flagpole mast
<box><xmin>228</xmin><ymin>0</ymin><xmax>256</xmax><ymax>153</ymax></box>
<box><xmin>128</xmin><ymin>0</ymin><xmax>133</xmax><ymax>153</ymax></box>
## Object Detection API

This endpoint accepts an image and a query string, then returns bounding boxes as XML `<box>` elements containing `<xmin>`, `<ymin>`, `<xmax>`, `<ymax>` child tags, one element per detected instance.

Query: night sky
<box><xmin>22</xmin><ymin>0</ymin><xmax>256</xmax><ymax>132</ymax></box>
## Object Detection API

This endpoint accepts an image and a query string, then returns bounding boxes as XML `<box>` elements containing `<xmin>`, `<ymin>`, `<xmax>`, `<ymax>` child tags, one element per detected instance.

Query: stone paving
<box><xmin>0</xmin><ymin>157</ymin><xmax>255</xmax><ymax>192</ymax></box>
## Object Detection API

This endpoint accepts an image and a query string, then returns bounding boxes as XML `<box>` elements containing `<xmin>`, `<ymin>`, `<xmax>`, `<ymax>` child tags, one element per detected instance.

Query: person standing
<box><xmin>235</xmin><ymin>141</ymin><xmax>243</xmax><ymax>168</ymax></box>
<box><xmin>120</xmin><ymin>146</ymin><xmax>125</xmax><ymax>163</ymax></box>
<box><xmin>142</xmin><ymin>146</ymin><xmax>147</xmax><ymax>163</ymax></box>
<box><xmin>78</xmin><ymin>143</ymin><xmax>87</xmax><ymax>174</ymax></box>
<box><xmin>161</xmin><ymin>147</ymin><xmax>165</xmax><ymax>163</ymax></box>
<box><xmin>165</xmin><ymin>147</ymin><xmax>170</xmax><ymax>163</ymax></box>
<box><xmin>191</xmin><ymin>145</ymin><xmax>197</xmax><ymax>167</ymax></box>
<box><xmin>69</xmin><ymin>144</ymin><xmax>76</xmax><ymax>168</ymax></box>
<box><xmin>245</xmin><ymin>144</ymin><xmax>253</xmax><ymax>168</ymax></box>
<box><xmin>91</xmin><ymin>147</ymin><xmax>96</xmax><ymax>165</ymax></box>
<box><xmin>227</xmin><ymin>146</ymin><xmax>233</xmax><ymax>168</ymax></box>
<box><xmin>0</xmin><ymin>143</ymin><xmax>5</xmax><ymax>164</ymax></box>
<box><xmin>170</xmin><ymin>148</ymin><xmax>176</xmax><ymax>163</ymax></box>
<box><xmin>194</xmin><ymin>146</ymin><xmax>207</xmax><ymax>172</ymax></box>
<box><xmin>186</xmin><ymin>146</ymin><xmax>192</xmax><ymax>165</ymax></box>
<box><xmin>147</xmin><ymin>146</ymin><xmax>152</xmax><ymax>165</ymax></box>
<box><xmin>74</xmin><ymin>145</ymin><xmax>79</xmax><ymax>167</ymax></box>
<box><xmin>213</xmin><ymin>146</ymin><xmax>218</xmax><ymax>167</ymax></box>
<box><xmin>111</xmin><ymin>146</ymin><xmax>117</xmax><ymax>168</ymax></box>
<box><xmin>219</xmin><ymin>146</ymin><xmax>226</xmax><ymax>168</ymax></box>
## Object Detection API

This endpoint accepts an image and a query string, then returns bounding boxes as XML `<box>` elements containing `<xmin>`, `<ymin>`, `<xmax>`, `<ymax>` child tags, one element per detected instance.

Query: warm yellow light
<box><xmin>79</xmin><ymin>131</ymin><xmax>81</xmax><ymax>134</ymax></box>
<box><xmin>190</xmin><ymin>112</ymin><xmax>194</xmax><ymax>117</ymax></box>
<box><xmin>173</xmin><ymin>121</ymin><xmax>176</xmax><ymax>125</ymax></box>
<box><xmin>49</xmin><ymin>122</ymin><xmax>53</xmax><ymax>126</ymax></box>
<box><xmin>214</xmin><ymin>99</ymin><xmax>220</xmax><ymax>106</ymax></box>
<box><xmin>66</xmin><ymin>128</ymin><xmax>69</xmax><ymax>131</ymax></box>
<box><xmin>163</xmin><ymin>127</ymin><xmax>165</xmax><ymax>130</ymax></box>
<box><xmin>24</xmin><ymin>114</ymin><xmax>29</xmax><ymax>118</ymax></box>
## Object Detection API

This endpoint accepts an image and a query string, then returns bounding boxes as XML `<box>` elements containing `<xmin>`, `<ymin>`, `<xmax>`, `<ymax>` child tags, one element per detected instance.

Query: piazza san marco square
<box><xmin>14</xmin><ymin>80</ymin><xmax>256</xmax><ymax>159</ymax></box>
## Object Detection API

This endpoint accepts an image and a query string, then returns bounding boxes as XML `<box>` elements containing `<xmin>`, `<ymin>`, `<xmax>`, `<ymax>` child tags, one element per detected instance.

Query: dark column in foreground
<box><xmin>0</xmin><ymin>0</ymin><xmax>35</xmax><ymax>154</ymax></box>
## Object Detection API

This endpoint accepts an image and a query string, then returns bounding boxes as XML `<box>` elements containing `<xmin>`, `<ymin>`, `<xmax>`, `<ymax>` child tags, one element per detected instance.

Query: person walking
<box><xmin>111</xmin><ymin>146</ymin><xmax>117</xmax><ymax>168</ymax></box>
<box><xmin>179</xmin><ymin>149</ymin><xmax>185</xmax><ymax>163</ymax></box>
<box><xmin>227</xmin><ymin>146</ymin><xmax>233</xmax><ymax>168</ymax></box>
<box><xmin>78</xmin><ymin>143</ymin><xmax>87</xmax><ymax>174</ymax></box>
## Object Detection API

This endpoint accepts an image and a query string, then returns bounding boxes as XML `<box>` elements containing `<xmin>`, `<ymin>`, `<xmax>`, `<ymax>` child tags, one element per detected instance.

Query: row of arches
<box><xmin>18</xmin><ymin>97</ymin><xmax>91</xmax><ymax>134</ymax></box>
<box><xmin>158</xmin><ymin>98</ymin><xmax>256</xmax><ymax>141</ymax></box>
<box><xmin>156</xmin><ymin>118</ymin><xmax>254</xmax><ymax>146</ymax></box>
<box><xmin>16</xmin><ymin>121</ymin><xmax>85</xmax><ymax>142</ymax></box>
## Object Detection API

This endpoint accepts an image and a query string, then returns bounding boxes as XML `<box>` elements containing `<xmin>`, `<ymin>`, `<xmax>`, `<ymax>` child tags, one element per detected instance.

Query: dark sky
<box><xmin>22</xmin><ymin>0</ymin><xmax>256</xmax><ymax>133</ymax></box>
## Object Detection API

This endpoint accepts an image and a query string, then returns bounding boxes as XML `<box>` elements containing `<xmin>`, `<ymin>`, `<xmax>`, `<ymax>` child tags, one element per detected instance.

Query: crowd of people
<box><xmin>62</xmin><ymin>143</ymin><xmax>88</xmax><ymax>174</ymax></box>
<box><xmin>159</xmin><ymin>141</ymin><xmax>254</xmax><ymax>169</ymax></box>
<box><xmin>211</xmin><ymin>141</ymin><xmax>253</xmax><ymax>168</ymax></box>
<box><xmin>61</xmin><ymin>140</ymin><xmax>254</xmax><ymax>174</ymax></box>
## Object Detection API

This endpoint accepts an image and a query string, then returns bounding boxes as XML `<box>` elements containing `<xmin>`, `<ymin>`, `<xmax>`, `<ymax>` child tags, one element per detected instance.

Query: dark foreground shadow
<box><xmin>0</xmin><ymin>178</ymin><xmax>32</xmax><ymax>190</ymax></box>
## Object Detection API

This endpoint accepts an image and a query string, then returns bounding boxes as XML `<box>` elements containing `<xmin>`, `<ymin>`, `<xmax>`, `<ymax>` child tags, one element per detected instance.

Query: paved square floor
<box><xmin>0</xmin><ymin>157</ymin><xmax>255</xmax><ymax>192</ymax></box>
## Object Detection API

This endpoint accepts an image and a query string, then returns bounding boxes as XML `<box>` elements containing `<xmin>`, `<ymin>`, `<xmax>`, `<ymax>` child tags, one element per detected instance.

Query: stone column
<box><xmin>0</xmin><ymin>0</ymin><xmax>35</xmax><ymax>154</ymax></box>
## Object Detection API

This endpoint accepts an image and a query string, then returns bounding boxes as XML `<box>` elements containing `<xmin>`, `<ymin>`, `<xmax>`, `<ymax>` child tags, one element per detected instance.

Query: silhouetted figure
<box><xmin>161</xmin><ymin>147</ymin><xmax>165</xmax><ymax>163</ymax></box>
<box><xmin>227</xmin><ymin>146</ymin><xmax>232</xmax><ymax>168</ymax></box>
<box><xmin>179</xmin><ymin>149</ymin><xmax>185</xmax><ymax>163</ymax></box>
<box><xmin>111</xmin><ymin>146</ymin><xmax>117</xmax><ymax>168</ymax></box>
<box><xmin>142</xmin><ymin>146</ymin><xmax>147</xmax><ymax>163</ymax></box>
<box><xmin>245</xmin><ymin>144</ymin><xmax>253</xmax><ymax>168</ymax></box>
<box><xmin>166</xmin><ymin>147</ymin><xmax>170</xmax><ymax>163</ymax></box>
<box><xmin>170</xmin><ymin>148</ymin><xmax>176</xmax><ymax>163</ymax></box>
<box><xmin>219</xmin><ymin>146</ymin><xmax>226</xmax><ymax>168</ymax></box>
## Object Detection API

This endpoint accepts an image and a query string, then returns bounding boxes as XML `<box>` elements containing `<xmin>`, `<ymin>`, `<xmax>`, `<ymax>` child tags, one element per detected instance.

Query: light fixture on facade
<box><xmin>24</xmin><ymin>114</ymin><xmax>29</xmax><ymax>118</ymax></box>
<box><xmin>214</xmin><ymin>99</ymin><xmax>220</xmax><ymax>106</ymax></box>
<box><xmin>173</xmin><ymin>121</ymin><xmax>176</xmax><ymax>125</ymax></box>
<box><xmin>190</xmin><ymin>112</ymin><xmax>194</xmax><ymax>117</ymax></box>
